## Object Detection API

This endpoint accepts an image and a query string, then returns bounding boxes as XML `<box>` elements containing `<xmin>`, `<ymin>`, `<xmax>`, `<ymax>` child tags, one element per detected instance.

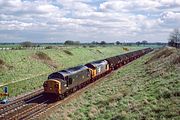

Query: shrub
<box><xmin>89</xmin><ymin>45</ymin><xmax>96</xmax><ymax>48</ymax></box>
<box><xmin>35</xmin><ymin>52</ymin><xmax>51</xmax><ymax>60</ymax></box>
<box><xmin>45</xmin><ymin>46</ymin><xmax>53</xmax><ymax>49</ymax></box>
<box><xmin>64</xmin><ymin>40</ymin><xmax>80</xmax><ymax>45</ymax></box>
<box><xmin>0</xmin><ymin>59</ymin><xmax>5</xmax><ymax>65</ymax></box>
<box><xmin>21</xmin><ymin>41</ymin><xmax>34</xmax><ymax>47</ymax></box>
<box><xmin>63</xmin><ymin>50</ymin><xmax>73</xmax><ymax>55</ymax></box>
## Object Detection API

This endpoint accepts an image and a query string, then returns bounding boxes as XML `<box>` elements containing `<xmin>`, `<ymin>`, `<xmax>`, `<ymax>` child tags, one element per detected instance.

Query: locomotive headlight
<box><xmin>88</xmin><ymin>74</ymin><xmax>90</xmax><ymax>77</ymax></box>
<box><xmin>55</xmin><ymin>84</ymin><xmax>59</xmax><ymax>88</ymax></box>
<box><xmin>43</xmin><ymin>83</ymin><xmax>47</xmax><ymax>87</ymax></box>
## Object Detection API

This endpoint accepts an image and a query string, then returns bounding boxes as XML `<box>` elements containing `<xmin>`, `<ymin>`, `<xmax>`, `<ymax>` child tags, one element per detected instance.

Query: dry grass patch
<box><xmin>0</xmin><ymin>59</ymin><xmax>6</xmax><ymax>70</ymax></box>
<box><xmin>0</xmin><ymin>58</ymin><xmax>13</xmax><ymax>70</ymax></box>
<box><xmin>0</xmin><ymin>59</ymin><xmax>5</xmax><ymax>66</ymax></box>
<box><xmin>145</xmin><ymin>47</ymin><xmax>180</xmax><ymax>77</ymax></box>
<box><xmin>88</xmin><ymin>105</ymin><xmax>100</xmax><ymax>119</ymax></box>
<box><xmin>35</xmin><ymin>52</ymin><xmax>52</xmax><ymax>60</ymax></box>
<box><xmin>32</xmin><ymin>52</ymin><xmax>58</xmax><ymax>69</ymax></box>
<box><xmin>172</xmin><ymin>55</ymin><xmax>180</xmax><ymax>65</ymax></box>
<box><xmin>63</xmin><ymin>50</ymin><xmax>73</xmax><ymax>55</ymax></box>
<box><xmin>145</xmin><ymin>47</ymin><xmax>175</xmax><ymax>64</ymax></box>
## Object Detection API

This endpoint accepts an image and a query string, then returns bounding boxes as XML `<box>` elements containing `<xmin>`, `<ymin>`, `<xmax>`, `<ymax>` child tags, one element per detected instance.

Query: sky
<box><xmin>0</xmin><ymin>0</ymin><xmax>180</xmax><ymax>43</ymax></box>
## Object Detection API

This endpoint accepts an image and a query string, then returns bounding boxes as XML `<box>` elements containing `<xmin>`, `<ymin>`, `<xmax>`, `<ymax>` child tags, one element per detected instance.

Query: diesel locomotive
<box><xmin>43</xmin><ymin>48</ymin><xmax>153</xmax><ymax>99</ymax></box>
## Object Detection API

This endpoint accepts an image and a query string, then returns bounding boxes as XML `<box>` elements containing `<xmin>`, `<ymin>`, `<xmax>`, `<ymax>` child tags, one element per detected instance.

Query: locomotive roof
<box><xmin>89</xmin><ymin>60</ymin><xmax>107</xmax><ymax>65</ymax></box>
<box><xmin>85</xmin><ymin>60</ymin><xmax>107</xmax><ymax>68</ymax></box>
<box><xmin>48</xmin><ymin>65</ymin><xmax>88</xmax><ymax>80</ymax></box>
<box><xmin>66</xmin><ymin>65</ymin><xmax>88</xmax><ymax>73</ymax></box>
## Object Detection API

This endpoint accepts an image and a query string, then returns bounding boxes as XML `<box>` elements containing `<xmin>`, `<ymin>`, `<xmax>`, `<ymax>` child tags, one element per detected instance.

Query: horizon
<box><xmin>0</xmin><ymin>41</ymin><xmax>167</xmax><ymax>44</ymax></box>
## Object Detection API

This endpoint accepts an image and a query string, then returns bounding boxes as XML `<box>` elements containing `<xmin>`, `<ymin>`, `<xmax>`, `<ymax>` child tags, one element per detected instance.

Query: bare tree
<box><xmin>136</xmin><ymin>41</ymin><xmax>141</xmax><ymax>46</ymax></box>
<box><xmin>116</xmin><ymin>41</ymin><xmax>121</xmax><ymax>45</ymax></box>
<box><xmin>169</xmin><ymin>28</ymin><xmax>180</xmax><ymax>43</ymax></box>
<box><xmin>141</xmin><ymin>40</ymin><xmax>148</xmax><ymax>46</ymax></box>
<box><xmin>100</xmin><ymin>41</ymin><xmax>106</xmax><ymax>45</ymax></box>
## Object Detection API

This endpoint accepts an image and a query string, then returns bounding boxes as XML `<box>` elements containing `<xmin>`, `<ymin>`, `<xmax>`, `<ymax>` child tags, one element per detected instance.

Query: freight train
<box><xmin>43</xmin><ymin>48</ymin><xmax>153</xmax><ymax>99</ymax></box>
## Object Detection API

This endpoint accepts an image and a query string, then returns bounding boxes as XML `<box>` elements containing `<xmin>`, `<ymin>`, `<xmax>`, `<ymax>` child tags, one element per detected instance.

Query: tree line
<box><xmin>19</xmin><ymin>40</ymin><xmax>159</xmax><ymax>47</ymax></box>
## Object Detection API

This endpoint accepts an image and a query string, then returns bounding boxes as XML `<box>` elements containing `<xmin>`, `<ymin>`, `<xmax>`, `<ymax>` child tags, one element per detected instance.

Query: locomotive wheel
<box><xmin>59</xmin><ymin>94</ymin><xmax>65</xmax><ymax>100</ymax></box>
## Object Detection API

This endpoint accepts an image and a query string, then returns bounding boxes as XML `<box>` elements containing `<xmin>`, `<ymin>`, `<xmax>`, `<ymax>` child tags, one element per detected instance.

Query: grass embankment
<box><xmin>0</xmin><ymin>46</ymin><xmax>143</xmax><ymax>97</ymax></box>
<box><xmin>41</xmin><ymin>47</ymin><xmax>180</xmax><ymax>120</ymax></box>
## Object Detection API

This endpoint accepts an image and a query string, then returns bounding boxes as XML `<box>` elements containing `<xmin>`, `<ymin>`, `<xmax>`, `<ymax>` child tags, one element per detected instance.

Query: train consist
<box><xmin>43</xmin><ymin>48</ymin><xmax>153</xmax><ymax>99</ymax></box>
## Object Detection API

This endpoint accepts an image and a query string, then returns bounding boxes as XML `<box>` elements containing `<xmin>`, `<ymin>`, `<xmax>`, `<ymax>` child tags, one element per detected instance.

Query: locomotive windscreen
<box><xmin>48</xmin><ymin>72</ymin><xmax>64</xmax><ymax>80</ymax></box>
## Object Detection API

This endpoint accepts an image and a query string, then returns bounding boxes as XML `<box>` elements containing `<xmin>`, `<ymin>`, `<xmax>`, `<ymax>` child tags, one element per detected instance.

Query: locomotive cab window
<box><xmin>65</xmin><ymin>76</ymin><xmax>69</xmax><ymax>86</ymax></box>
<box><xmin>68</xmin><ymin>78</ymin><xmax>73</xmax><ymax>85</ymax></box>
<box><xmin>106</xmin><ymin>64</ymin><xmax>108</xmax><ymax>69</ymax></box>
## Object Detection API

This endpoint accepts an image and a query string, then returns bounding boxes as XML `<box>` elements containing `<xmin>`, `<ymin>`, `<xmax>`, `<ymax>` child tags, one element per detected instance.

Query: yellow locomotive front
<box><xmin>43</xmin><ymin>79</ymin><xmax>61</xmax><ymax>94</ymax></box>
<box><xmin>43</xmin><ymin>71</ymin><xmax>68</xmax><ymax>96</ymax></box>
<box><xmin>43</xmin><ymin>66</ymin><xmax>92</xmax><ymax>97</ymax></box>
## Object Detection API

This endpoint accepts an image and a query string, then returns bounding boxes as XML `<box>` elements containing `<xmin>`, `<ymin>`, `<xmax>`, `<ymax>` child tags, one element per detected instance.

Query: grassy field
<box><xmin>40</xmin><ymin>47</ymin><xmax>180</xmax><ymax>120</ymax></box>
<box><xmin>0</xmin><ymin>44</ymin><xmax>19</xmax><ymax>48</ymax></box>
<box><xmin>0</xmin><ymin>46</ymin><xmax>144</xmax><ymax>97</ymax></box>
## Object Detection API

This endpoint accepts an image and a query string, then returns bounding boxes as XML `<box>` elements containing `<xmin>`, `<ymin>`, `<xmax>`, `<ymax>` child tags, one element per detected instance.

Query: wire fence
<box><xmin>0</xmin><ymin>47</ymin><xmax>46</xmax><ymax>50</ymax></box>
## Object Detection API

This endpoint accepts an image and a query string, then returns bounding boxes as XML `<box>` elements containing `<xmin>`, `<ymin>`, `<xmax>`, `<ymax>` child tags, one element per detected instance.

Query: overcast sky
<box><xmin>0</xmin><ymin>0</ymin><xmax>180</xmax><ymax>43</ymax></box>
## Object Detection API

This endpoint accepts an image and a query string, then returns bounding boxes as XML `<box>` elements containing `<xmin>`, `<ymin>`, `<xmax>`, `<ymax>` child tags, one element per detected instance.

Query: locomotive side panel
<box><xmin>94</xmin><ymin>61</ymin><xmax>109</xmax><ymax>76</ymax></box>
<box><xmin>66</xmin><ymin>69</ymin><xmax>91</xmax><ymax>90</ymax></box>
<box><xmin>85</xmin><ymin>60</ymin><xmax>109</xmax><ymax>78</ymax></box>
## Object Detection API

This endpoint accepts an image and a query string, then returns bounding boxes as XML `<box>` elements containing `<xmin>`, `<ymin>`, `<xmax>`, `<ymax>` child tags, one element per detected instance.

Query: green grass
<box><xmin>41</xmin><ymin>48</ymin><xmax>180</xmax><ymax>120</ymax></box>
<box><xmin>0</xmin><ymin>46</ymin><xmax>144</xmax><ymax>97</ymax></box>
<box><xmin>0</xmin><ymin>44</ymin><xmax>20</xmax><ymax>48</ymax></box>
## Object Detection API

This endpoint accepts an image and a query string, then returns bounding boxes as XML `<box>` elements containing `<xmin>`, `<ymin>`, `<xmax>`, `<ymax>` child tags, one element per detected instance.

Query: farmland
<box><xmin>0</xmin><ymin>46</ymin><xmax>144</xmax><ymax>97</ymax></box>
<box><xmin>39</xmin><ymin>47</ymin><xmax>180</xmax><ymax>120</ymax></box>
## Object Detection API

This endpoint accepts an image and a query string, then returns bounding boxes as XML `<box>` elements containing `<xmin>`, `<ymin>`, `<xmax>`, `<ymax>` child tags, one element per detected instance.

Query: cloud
<box><xmin>160</xmin><ymin>11</ymin><xmax>180</xmax><ymax>22</ymax></box>
<box><xmin>0</xmin><ymin>0</ymin><xmax>179</xmax><ymax>43</ymax></box>
<box><xmin>158</xmin><ymin>11</ymin><xmax>180</xmax><ymax>28</ymax></box>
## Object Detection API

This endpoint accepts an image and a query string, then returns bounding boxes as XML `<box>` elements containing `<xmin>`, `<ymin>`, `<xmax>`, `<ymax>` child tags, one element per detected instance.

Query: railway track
<box><xmin>0</xmin><ymin>89</ymin><xmax>44</xmax><ymax>120</ymax></box>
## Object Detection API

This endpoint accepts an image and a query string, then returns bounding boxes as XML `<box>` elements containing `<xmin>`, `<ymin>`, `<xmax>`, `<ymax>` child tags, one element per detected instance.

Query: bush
<box><xmin>0</xmin><ymin>59</ymin><xmax>5</xmax><ymax>65</ymax></box>
<box><xmin>45</xmin><ymin>46</ymin><xmax>53</xmax><ymax>49</ymax></box>
<box><xmin>63</xmin><ymin>50</ymin><xmax>73</xmax><ymax>55</ymax></box>
<box><xmin>64</xmin><ymin>40</ymin><xmax>80</xmax><ymax>45</ymax></box>
<box><xmin>89</xmin><ymin>45</ymin><xmax>96</xmax><ymax>48</ymax></box>
<box><xmin>35</xmin><ymin>52</ymin><xmax>51</xmax><ymax>60</ymax></box>
<box><xmin>21</xmin><ymin>41</ymin><xmax>34</xmax><ymax>47</ymax></box>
